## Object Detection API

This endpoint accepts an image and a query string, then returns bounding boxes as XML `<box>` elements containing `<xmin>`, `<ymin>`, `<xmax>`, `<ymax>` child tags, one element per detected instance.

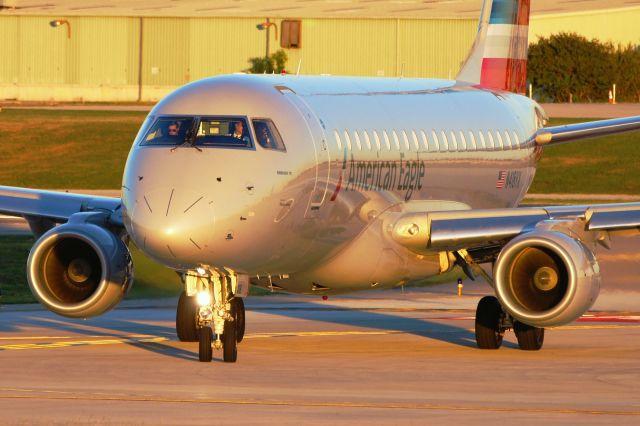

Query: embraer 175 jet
<box><xmin>2</xmin><ymin>0</ymin><xmax>640</xmax><ymax>362</ymax></box>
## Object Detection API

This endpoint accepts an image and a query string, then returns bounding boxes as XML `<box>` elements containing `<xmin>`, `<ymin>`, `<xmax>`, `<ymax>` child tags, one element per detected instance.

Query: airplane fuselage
<box><xmin>122</xmin><ymin>74</ymin><xmax>542</xmax><ymax>294</ymax></box>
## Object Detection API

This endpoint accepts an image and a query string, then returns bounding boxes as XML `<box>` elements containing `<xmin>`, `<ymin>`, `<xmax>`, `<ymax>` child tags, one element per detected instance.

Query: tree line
<box><xmin>528</xmin><ymin>32</ymin><xmax>640</xmax><ymax>103</ymax></box>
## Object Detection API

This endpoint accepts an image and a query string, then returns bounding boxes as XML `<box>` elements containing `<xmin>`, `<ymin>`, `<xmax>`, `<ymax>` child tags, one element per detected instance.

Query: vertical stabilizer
<box><xmin>456</xmin><ymin>0</ymin><xmax>530</xmax><ymax>94</ymax></box>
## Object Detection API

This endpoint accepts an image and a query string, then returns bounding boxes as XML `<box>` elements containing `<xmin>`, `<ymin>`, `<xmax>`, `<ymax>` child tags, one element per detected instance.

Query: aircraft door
<box><xmin>282</xmin><ymin>91</ymin><xmax>331</xmax><ymax>218</ymax></box>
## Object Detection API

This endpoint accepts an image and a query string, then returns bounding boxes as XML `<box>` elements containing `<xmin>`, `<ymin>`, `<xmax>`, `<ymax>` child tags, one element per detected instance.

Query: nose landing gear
<box><xmin>176</xmin><ymin>269</ymin><xmax>248</xmax><ymax>362</ymax></box>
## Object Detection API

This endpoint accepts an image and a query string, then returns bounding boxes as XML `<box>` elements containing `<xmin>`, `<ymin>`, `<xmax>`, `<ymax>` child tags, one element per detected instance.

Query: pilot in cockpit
<box><xmin>167</xmin><ymin>121</ymin><xmax>180</xmax><ymax>137</ymax></box>
<box><xmin>254</xmin><ymin>121</ymin><xmax>273</xmax><ymax>149</ymax></box>
<box><xmin>231</xmin><ymin>121</ymin><xmax>250</xmax><ymax>143</ymax></box>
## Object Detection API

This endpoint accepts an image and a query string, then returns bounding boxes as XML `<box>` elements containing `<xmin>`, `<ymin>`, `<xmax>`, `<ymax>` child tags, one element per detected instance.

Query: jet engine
<box><xmin>494</xmin><ymin>231</ymin><xmax>600</xmax><ymax>328</ymax></box>
<box><xmin>27</xmin><ymin>222</ymin><xmax>133</xmax><ymax>318</ymax></box>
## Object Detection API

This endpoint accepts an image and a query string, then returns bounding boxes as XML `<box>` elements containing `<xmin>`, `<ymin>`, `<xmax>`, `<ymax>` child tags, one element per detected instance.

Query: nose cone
<box><xmin>125</xmin><ymin>188</ymin><xmax>215</xmax><ymax>266</ymax></box>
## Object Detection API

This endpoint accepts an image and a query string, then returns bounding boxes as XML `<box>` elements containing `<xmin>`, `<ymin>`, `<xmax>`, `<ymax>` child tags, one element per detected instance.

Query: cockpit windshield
<box><xmin>141</xmin><ymin>116</ymin><xmax>253</xmax><ymax>148</ymax></box>
<box><xmin>141</xmin><ymin>116</ymin><xmax>286</xmax><ymax>152</ymax></box>
<box><xmin>196</xmin><ymin>117</ymin><xmax>252</xmax><ymax>148</ymax></box>
<box><xmin>142</xmin><ymin>117</ymin><xmax>194</xmax><ymax>145</ymax></box>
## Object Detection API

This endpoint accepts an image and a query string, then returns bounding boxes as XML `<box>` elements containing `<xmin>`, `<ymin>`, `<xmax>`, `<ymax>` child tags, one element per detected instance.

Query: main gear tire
<box><xmin>514</xmin><ymin>321</ymin><xmax>545</xmax><ymax>351</ymax></box>
<box><xmin>475</xmin><ymin>296</ymin><xmax>504</xmax><ymax>349</ymax></box>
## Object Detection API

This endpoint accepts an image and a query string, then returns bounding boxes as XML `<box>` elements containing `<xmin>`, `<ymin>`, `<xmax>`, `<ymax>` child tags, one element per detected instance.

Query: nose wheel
<box><xmin>233</xmin><ymin>297</ymin><xmax>245</xmax><ymax>343</ymax></box>
<box><xmin>198</xmin><ymin>326</ymin><xmax>213</xmax><ymax>362</ymax></box>
<box><xmin>176</xmin><ymin>291</ymin><xmax>198</xmax><ymax>342</ymax></box>
<box><xmin>222</xmin><ymin>312</ymin><xmax>238</xmax><ymax>363</ymax></box>
<box><xmin>188</xmin><ymin>271</ymin><xmax>247</xmax><ymax>363</ymax></box>
<box><xmin>197</xmin><ymin>298</ymin><xmax>245</xmax><ymax>363</ymax></box>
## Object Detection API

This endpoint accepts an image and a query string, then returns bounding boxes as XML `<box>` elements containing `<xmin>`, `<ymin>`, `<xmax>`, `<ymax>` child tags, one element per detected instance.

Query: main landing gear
<box><xmin>475</xmin><ymin>296</ymin><xmax>544</xmax><ymax>351</ymax></box>
<box><xmin>175</xmin><ymin>270</ymin><xmax>247</xmax><ymax>362</ymax></box>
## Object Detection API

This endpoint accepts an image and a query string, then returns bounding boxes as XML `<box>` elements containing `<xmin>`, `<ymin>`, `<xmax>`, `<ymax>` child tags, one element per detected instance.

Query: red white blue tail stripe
<box><xmin>457</xmin><ymin>0</ymin><xmax>530</xmax><ymax>94</ymax></box>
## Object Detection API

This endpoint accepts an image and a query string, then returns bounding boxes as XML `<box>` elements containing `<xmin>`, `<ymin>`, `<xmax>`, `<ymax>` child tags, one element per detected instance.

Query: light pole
<box><xmin>49</xmin><ymin>19</ymin><xmax>71</xmax><ymax>39</ymax></box>
<box><xmin>256</xmin><ymin>18</ymin><xmax>278</xmax><ymax>60</ymax></box>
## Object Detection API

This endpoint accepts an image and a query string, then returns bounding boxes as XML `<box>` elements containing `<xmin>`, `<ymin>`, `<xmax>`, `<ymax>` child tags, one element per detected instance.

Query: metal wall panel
<box><xmin>142</xmin><ymin>18</ymin><xmax>190</xmax><ymax>86</ymax></box>
<box><xmin>189</xmin><ymin>18</ymin><xmax>266</xmax><ymax>80</ymax></box>
<box><xmin>398</xmin><ymin>19</ymin><xmax>477</xmax><ymax>78</ymax></box>
<box><xmin>0</xmin><ymin>17</ymin><xmax>18</xmax><ymax>84</ymax></box>
<box><xmin>530</xmin><ymin>9</ymin><xmax>640</xmax><ymax>45</ymax></box>
<box><xmin>18</xmin><ymin>16</ymin><xmax>68</xmax><ymax>84</ymax></box>
<box><xmin>283</xmin><ymin>19</ymin><xmax>398</xmax><ymax>77</ymax></box>
<box><xmin>69</xmin><ymin>17</ymin><xmax>139</xmax><ymax>85</ymax></box>
<box><xmin>1</xmin><ymin>11</ymin><xmax>639</xmax><ymax>101</ymax></box>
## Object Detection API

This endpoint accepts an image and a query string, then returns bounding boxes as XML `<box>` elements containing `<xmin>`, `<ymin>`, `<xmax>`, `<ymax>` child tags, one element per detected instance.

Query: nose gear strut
<box><xmin>177</xmin><ymin>268</ymin><xmax>247</xmax><ymax>363</ymax></box>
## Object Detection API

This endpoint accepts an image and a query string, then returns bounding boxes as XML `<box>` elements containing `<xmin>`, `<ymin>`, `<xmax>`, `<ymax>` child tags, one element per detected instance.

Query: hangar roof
<box><xmin>1</xmin><ymin>0</ymin><xmax>639</xmax><ymax>19</ymax></box>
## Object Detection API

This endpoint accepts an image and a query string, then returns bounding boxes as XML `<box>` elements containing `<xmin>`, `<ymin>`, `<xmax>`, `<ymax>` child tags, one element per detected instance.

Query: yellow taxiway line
<box><xmin>1</xmin><ymin>324</ymin><xmax>639</xmax><ymax>351</ymax></box>
<box><xmin>0</xmin><ymin>388</ymin><xmax>637</xmax><ymax>417</ymax></box>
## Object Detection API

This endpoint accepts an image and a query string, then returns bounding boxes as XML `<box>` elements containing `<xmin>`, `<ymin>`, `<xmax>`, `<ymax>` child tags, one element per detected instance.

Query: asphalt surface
<box><xmin>0</xmin><ymin>235</ymin><xmax>639</xmax><ymax>425</ymax></box>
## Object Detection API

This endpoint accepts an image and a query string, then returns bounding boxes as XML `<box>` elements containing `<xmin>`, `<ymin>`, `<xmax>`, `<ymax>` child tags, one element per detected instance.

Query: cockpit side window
<box><xmin>142</xmin><ymin>117</ymin><xmax>194</xmax><ymax>145</ymax></box>
<box><xmin>252</xmin><ymin>119</ymin><xmax>286</xmax><ymax>151</ymax></box>
<box><xmin>196</xmin><ymin>117</ymin><xmax>253</xmax><ymax>148</ymax></box>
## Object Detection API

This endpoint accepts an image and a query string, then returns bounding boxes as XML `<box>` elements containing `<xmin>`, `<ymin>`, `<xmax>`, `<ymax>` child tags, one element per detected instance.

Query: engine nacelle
<box><xmin>27</xmin><ymin>223</ymin><xmax>133</xmax><ymax>318</ymax></box>
<box><xmin>494</xmin><ymin>231</ymin><xmax>600</xmax><ymax>328</ymax></box>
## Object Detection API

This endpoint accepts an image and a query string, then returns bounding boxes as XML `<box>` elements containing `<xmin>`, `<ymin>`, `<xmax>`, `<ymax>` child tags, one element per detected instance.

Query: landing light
<box><xmin>197</xmin><ymin>290</ymin><xmax>211</xmax><ymax>306</ymax></box>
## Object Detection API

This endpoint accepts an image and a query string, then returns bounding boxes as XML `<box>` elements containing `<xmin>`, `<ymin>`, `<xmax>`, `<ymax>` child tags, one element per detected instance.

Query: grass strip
<box><xmin>0</xmin><ymin>236</ymin><xmax>280</xmax><ymax>304</ymax></box>
<box><xmin>0</xmin><ymin>110</ymin><xmax>639</xmax><ymax>193</ymax></box>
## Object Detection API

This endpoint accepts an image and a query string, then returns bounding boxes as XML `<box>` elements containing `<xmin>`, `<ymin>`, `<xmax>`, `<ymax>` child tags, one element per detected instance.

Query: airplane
<box><xmin>2</xmin><ymin>0</ymin><xmax>640</xmax><ymax>363</ymax></box>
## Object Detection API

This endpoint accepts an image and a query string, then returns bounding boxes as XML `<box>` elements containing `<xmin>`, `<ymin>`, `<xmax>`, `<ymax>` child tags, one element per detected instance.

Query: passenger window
<box><xmin>449</xmin><ymin>131</ymin><xmax>458</xmax><ymax>151</ymax></box>
<box><xmin>392</xmin><ymin>130</ymin><xmax>401</xmax><ymax>150</ymax></box>
<box><xmin>495</xmin><ymin>131</ymin><xmax>504</xmax><ymax>150</ymax></box>
<box><xmin>401</xmin><ymin>130</ymin><xmax>410</xmax><ymax>151</ymax></box>
<box><xmin>373</xmin><ymin>130</ymin><xmax>381</xmax><ymax>151</ymax></box>
<box><xmin>440</xmin><ymin>130</ymin><xmax>449</xmax><ymax>152</ymax></box>
<box><xmin>382</xmin><ymin>130</ymin><xmax>391</xmax><ymax>151</ymax></box>
<box><xmin>363</xmin><ymin>130</ymin><xmax>372</xmax><ymax>150</ymax></box>
<box><xmin>252</xmin><ymin>119</ymin><xmax>285</xmax><ymax>151</ymax></box>
<box><xmin>458</xmin><ymin>131</ymin><xmax>467</xmax><ymax>151</ymax></box>
<box><xmin>486</xmin><ymin>131</ymin><xmax>495</xmax><ymax>149</ymax></box>
<box><xmin>353</xmin><ymin>130</ymin><xmax>362</xmax><ymax>150</ymax></box>
<box><xmin>477</xmin><ymin>131</ymin><xmax>486</xmax><ymax>150</ymax></box>
<box><xmin>411</xmin><ymin>130</ymin><xmax>420</xmax><ymax>151</ymax></box>
<box><xmin>512</xmin><ymin>131</ymin><xmax>520</xmax><ymax>147</ymax></box>
<box><xmin>334</xmin><ymin>130</ymin><xmax>342</xmax><ymax>150</ymax></box>
<box><xmin>420</xmin><ymin>130</ymin><xmax>429</xmax><ymax>151</ymax></box>
<box><xmin>504</xmin><ymin>130</ymin><xmax>512</xmax><ymax>149</ymax></box>
<box><xmin>468</xmin><ymin>131</ymin><xmax>477</xmax><ymax>150</ymax></box>
<box><xmin>431</xmin><ymin>130</ymin><xmax>440</xmax><ymax>152</ymax></box>
<box><xmin>142</xmin><ymin>116</ymin><xmax>195</xmax><ymax>146</ymax></box>
<box><xmin>343</xmin><ymin>130</ymin><xmax>352</xmax><ymax>151</ymax></box>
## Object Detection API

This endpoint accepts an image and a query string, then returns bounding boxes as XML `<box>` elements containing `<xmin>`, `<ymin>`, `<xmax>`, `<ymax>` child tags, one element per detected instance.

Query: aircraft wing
<box><xmin>535</xmin><ymin>116</ymin><xmax>640</xmax><ymax>146</ymax></box>
<box><xmin>0</xmin><ymin>185</ymin><xmax>123</xmax><ymax>235</ymax></box>
<box><xmin>391</xmin><ymin>202</ymin><xmax>640</xmax><ymax>255</ymax></box>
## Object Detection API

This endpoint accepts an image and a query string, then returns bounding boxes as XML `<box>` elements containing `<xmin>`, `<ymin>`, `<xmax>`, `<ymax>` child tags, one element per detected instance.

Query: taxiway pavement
<box><xmin>1</xmin><ymin>197</ymin><xmax>639</xmax><ymax>424</ymax></box>
<box><xmin>1</xmin><ymin>238</ymin><xmax>640</xmax><ymax>425</ymax></box>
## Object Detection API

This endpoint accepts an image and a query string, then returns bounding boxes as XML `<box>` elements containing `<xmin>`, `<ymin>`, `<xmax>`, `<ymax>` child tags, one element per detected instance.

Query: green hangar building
<box><xmin>0</xmin><ymin>0</ymin><xmax>638</xmax><ymax>102</ymax></box>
